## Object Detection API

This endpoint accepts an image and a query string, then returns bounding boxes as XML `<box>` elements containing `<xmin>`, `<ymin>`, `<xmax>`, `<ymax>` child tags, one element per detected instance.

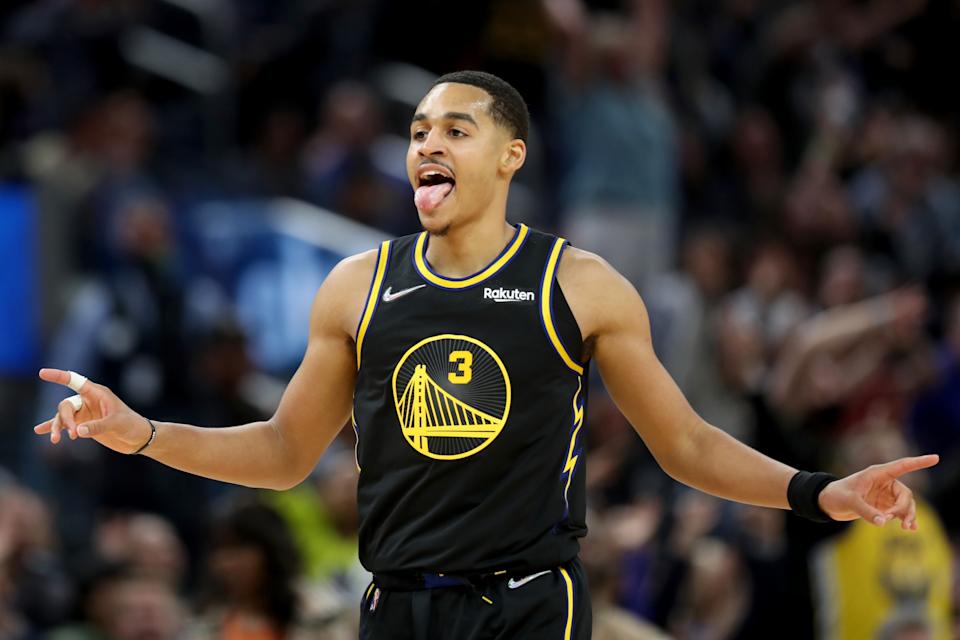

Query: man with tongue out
<box><xmin>36</xmin><ymin>71</ymin><xmax>938</xmax><ymax>639</ymax></box>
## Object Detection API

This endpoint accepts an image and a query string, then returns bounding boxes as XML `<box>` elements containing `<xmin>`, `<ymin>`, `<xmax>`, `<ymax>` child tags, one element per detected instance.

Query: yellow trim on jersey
<box><xmin>562</xmin><ymin>377</ymin><xmax>584</xmax><ymax>508</ymax></box>
<box><xmin>559</xmin><ymin>567</ymin><xmax>574</xmax><ymax>640</ymax></box>
<box><xmin>414</xmin><ymin>223</ymin><xmax>529</xmax><ymax>288</ymax></box>
<box><xmin>541</xmin><ymin>238</ymin><xmax>584</xmax><ymax>375</ymax></box>
<box><xmin>356</xmin><ymin>240</ymin><xmax>391</xmax><ymax>369</ymax></box>
<box><xmin>363</xmin><ymin>581</ymin><xmax>375</xmax><ymax>605</ymax></box>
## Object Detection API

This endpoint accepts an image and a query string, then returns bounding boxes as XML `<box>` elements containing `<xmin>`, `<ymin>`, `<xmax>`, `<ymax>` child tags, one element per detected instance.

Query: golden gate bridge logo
<box><xmin>392</xmin><ymin>334</ymin><xmax>511</xmax><ymax>460</ymax></box>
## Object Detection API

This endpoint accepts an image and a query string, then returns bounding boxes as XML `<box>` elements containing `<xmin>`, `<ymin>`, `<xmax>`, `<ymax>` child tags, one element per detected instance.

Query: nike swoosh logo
<box><xmin>507</xmin><ymin>570</ymin><xmax>553</xmax><ymax>589</ymax></box>
<box><xmin>382</xmin><ymin>284</ymin><xmax>426</xmax><ymax>302</ymax></box>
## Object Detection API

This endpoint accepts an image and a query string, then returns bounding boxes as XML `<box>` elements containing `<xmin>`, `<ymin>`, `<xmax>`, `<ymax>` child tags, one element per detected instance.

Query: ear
<box><xmin>500</xmin><ymin>139</ymin><xmax>526</xmax><ymax>176</ymax></box>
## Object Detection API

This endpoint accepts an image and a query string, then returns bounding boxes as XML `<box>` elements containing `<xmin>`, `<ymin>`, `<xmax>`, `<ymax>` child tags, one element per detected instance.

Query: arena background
<box><xmin>0</xmin><ymin>1</ymin><xmax>958</xmax><ymax>638</ymax></box>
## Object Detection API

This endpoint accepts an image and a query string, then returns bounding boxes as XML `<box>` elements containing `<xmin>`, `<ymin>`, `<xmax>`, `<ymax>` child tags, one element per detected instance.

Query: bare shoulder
<box><xmin>311</xmin><ymin>248</ymin><xmax>380</xmax><ymax>340</ymax></box>
<box><xmin>556</xmin><ymin>246</ymin><xmax>622</xmax><ymax>289</ymax></box>
<box><xmin>556</xmin><ymin>245</ymin><xmax>648</xmax><ymax>340</ymax></box>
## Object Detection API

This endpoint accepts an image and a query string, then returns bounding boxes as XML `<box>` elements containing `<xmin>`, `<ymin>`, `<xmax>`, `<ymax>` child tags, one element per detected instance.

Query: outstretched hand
<box><xmin>818</xmin><ymin>454</ymin><xmax>940</xmax><ymax>530</ymax></box>
<box><xmin>34</xmin><ymin>369</ymin><xmax>152</xmax><ymax>455</ymax></box>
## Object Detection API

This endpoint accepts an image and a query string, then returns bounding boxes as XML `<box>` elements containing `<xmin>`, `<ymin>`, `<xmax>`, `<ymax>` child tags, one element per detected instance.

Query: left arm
<box><xmin>557</xmin><ymin>247</ymin><xmax>937</xmax><ymax>526</ymax></box>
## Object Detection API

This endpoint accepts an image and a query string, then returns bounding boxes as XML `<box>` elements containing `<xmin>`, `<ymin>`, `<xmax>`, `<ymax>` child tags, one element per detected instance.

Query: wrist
<box><xmin>788</xmin><ymin>470</ymin><xmax>837</xmax><ymax>522</ymax></box>
<box><xmin>132</xmin><ymin>418</ymin><xmax>157</xmax><ymax>455</ymax></box>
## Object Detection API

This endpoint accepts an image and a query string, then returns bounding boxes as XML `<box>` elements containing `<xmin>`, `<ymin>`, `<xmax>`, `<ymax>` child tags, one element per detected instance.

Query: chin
<box><xmin>418</xmin><ymin>209</ymin><xmax>455</xmax><ymax>237</ymax></box>
<box><xmin>420</xmin><ymin>220</ymin><xmax>451</xmax><ymax>237</ymax></box>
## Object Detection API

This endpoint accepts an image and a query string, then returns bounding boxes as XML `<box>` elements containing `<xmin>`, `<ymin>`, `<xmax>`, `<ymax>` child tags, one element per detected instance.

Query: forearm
<box><xmin>142</xmin><ymin>419</ymin><xmax>303</xmax><ymax>491</ymax></box>
<box><xmin>666</xmin><ymin>419</ymin><xmax>797</xmax><ymax>509</ymax></box>
<box><xmin>771</xmin><ymin>296</ymin><xmax>895</xmax><ymax>406</ymax></box>
<box><xmin>798</xmin><ymin>296</ymin><xmax>893</xmax><ymax>353</ymax></box>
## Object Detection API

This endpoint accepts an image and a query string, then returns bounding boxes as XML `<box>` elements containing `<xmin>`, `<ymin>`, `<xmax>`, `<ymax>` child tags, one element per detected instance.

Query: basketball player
<box><xmin>36</xmin><ymin>71</ymin><xmax>938</xmax><ymax>639</ymax></box>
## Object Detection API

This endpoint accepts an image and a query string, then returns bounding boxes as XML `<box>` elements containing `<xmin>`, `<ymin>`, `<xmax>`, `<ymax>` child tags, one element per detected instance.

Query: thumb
<box><xmin>77</xmin><ymin>418</ymin><xmax>110</xmax><ymax>438</ymax></box>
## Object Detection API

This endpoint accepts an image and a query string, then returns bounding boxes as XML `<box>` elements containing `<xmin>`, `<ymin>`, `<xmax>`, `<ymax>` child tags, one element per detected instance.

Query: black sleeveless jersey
<box><xmin>352</xmin><ymin>223</ymin><xmax>588</xmax><ymax>574</ymax></box>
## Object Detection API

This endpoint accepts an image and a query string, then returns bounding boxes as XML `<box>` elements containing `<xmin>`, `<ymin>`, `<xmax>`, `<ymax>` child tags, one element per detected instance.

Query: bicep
<box><xmin>590</xmin><ymin>279</ymin><xmax>702</xmax><ymax>471</ymax></box>
<box><xmin>273</xmin><ymin>327</ymin><xmax>356</xmax><ymax>471</ymax></box>
<box><xmin>270</xmin><ymin>256</ymin><xmax>370</xmax><ymax>478</ymax></box>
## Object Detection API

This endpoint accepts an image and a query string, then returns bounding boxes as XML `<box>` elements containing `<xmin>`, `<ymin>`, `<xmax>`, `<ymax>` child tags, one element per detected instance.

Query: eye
<box><xmin>412</xmin><ymin>129</ymin><xmax>427</xmax><ymax>141</ymax></box>
<box><xmin>449</xmin><ymin>128</ymin><xmax>466</xmax><ymax>137</ymax></box>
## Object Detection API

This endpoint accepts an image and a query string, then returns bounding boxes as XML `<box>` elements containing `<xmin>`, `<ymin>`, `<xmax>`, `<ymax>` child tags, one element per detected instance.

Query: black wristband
<box><xmin>132</xmin><ymin>418</ymin><xmax>157</xmax><ymax>455</ymax></box>
<box><xmin>787</xmin><ymin>471</ymin><xmax>838</xmax><ymax>522</ymax></box>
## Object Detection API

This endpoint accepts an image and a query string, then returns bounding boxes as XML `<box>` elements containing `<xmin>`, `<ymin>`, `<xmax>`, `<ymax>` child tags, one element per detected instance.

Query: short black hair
<box><xmin>432</xmin><ymin>70</ymin><xmax>530</xmax><ymax>142</ymax></box>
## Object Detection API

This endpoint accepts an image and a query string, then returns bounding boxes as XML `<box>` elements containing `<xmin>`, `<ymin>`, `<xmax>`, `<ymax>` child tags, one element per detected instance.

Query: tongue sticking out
<box><xmin>414</xmin><ymin>183</ymin><xmax>453</xmax><ymax>213</ymax></box>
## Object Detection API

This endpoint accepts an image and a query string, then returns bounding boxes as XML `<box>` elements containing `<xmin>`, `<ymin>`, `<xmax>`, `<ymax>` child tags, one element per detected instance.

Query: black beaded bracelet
<box><xmin>133</xmin><ymin>418</ymin><xmax>157</xmax><ymax>455</ymax></box>
<box><xmin>787</xmin><ymin>470</ymin><xmax>838</xmax><ymax>522</ymax></box>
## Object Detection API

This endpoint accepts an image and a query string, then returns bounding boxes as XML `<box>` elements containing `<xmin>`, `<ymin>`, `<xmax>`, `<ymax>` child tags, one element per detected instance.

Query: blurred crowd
<box><xmin>1</xmin><ymin>0</ymin><xmax>959</xmax><ymax>638</ymax></box>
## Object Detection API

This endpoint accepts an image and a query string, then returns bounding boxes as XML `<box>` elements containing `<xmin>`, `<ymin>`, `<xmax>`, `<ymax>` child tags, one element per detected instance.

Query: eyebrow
<box><xmin>411</xmin><ymin>111</ymin><xmax>479</xmax><ymax>127</ymax></box>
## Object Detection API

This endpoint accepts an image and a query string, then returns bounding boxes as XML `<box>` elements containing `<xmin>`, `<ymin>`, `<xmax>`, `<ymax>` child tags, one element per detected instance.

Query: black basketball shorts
<box><xmin>359</xmin><ymin>557</ymin><xmax>592</xmax><ymax>640</ymax></box>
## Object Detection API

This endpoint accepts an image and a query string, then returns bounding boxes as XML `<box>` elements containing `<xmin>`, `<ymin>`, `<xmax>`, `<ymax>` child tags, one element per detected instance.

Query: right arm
<box><xmin>35</xmin><ymin>250</ymin><xmax>377</xmax><ymax>491</ymax></box>
<box><xmin>769</xmin><ymin>286</ymin><xmax>926</xmax><ymax>413</ymax></box>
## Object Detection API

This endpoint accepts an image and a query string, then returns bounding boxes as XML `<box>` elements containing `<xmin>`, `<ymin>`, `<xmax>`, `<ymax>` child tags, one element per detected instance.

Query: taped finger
<box><xmin>58</xmin><ymin>399</ymin><xmax>78</xmax><ymax>438</ymax></box>
<box><xmin>67</xmin><ymin>371</ymin><xmax>88</xmax><ymax>392</ymax></box>
<box><xmin>67</xmin><ymin>394</ymin><xmax>83</xmax><ymax>412</ymax></box>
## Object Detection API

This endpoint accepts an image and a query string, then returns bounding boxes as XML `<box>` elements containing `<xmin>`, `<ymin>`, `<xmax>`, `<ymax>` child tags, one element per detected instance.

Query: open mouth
<box><xmin>415</xmin><ymin>168</ymin><xmax>456</xmax><ymax>212</ymax></box>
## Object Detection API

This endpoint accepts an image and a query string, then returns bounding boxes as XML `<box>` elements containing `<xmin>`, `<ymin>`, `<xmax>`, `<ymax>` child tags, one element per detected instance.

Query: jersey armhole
<box><xmin>539</xmin><ymin>238</ymin><xmax>585</xmax><ymax>376</ymax></box>
<box><xmin>355</xmin><ymin>240</ymin><xmax>392</xmax><ymax>370</ymax></box>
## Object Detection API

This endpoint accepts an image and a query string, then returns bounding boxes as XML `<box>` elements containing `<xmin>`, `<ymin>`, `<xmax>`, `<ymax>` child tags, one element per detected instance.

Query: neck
<box><xmin>424</xmin><ymin>215</ymin><xmax>516</xmax><ymax>278</ymax></box>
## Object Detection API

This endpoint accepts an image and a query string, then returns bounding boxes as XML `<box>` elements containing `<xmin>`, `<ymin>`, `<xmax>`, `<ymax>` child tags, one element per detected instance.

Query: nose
<box><xmin>418</xmin><ymin>128</ymin><xmax>446</xmax><ymax>157</ymax></box>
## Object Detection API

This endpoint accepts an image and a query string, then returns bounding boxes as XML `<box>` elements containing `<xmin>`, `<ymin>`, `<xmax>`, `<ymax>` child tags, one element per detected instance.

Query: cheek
<box><xmin>406</xmin><ymin>149</ymin><xmax>418</xmax><ymax>184</ymax></box>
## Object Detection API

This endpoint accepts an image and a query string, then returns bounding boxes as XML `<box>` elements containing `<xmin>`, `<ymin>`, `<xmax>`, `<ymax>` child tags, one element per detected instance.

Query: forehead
<box><xmin>414</xmin><ymin>83</ymin><xmax>493</xmax><ymax>123</ymax></box>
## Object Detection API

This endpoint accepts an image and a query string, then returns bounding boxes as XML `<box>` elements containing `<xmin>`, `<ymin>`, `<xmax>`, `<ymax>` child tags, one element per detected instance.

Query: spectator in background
<box><xmin>811</xmin><ymin>428</ymin><xmax>951</xmax><ymax>640</ymax></box>
<box><xmin>0</xmin><ymin>564</ymin><xmax>32</xmax><ymax>640</ymax></box>
<box><xmin>726</xmin><ymin>106</ymin><xmax>788</xmax><ymax>227</ymax></box>
<box><xmin>192</xmin><ymin>496</ymin><xmax>353</xmax><ymax>640</ymax></box>
<box><xmin>302</xmin><ymin>81</ymin><xmax>416</xmax><ymax>235</ymax></box>
<box><xmin>850</xmin><ymin>114</ymin><xmax>960</xmax><ymax>284</ymax></box>
<box><xmin>668</xmin><ymin>537</ymin><xmax>751</xmax><ymax>640</ymax></box>
<box><xmin>770</xmin><ymin>286</ymin><xmax>928</xmax><ymax>424</ymax></box>
<box><xmin>719</xmin><ymin>238</ymin><xmax>809</xmax><ymax>397</ymax></box>
<box><xmin>267</xmin><ymin>449</ymin><xmax>366</xmax><ymax>603</ymax></box>
<box><xmin>49</xmin><ymin>562</ymin><xmax>186</xmax><ymax>640</ymax></box>
<box><xmin>646</xmin><ymin>226</ymin><xmax>754</xmax><ymax>441</ymax></box>
<box><xmin>781</xmin><ymin>164</ymin><xmax>859</xmax><ymax>257</ymax></box>
<box><xmin>815</xmin><ymin>245</ymin><xmax>870</xmax><ymax>311</ymax></box>
<box><xmin>731</xmin><ymin>505</ymin><xmax>793</xmax><ymax>638</ymax></box>
<box><xmin>544</xmin><ymin>0</ymin><xmax>679</xmax><ymax>289</ymax></box>
<box><xmin>22</xmin><ymin>89</ymin><xmax>157</xmax><ymax>339</ymax></box>
<box><xmin>92</xmin><ymin>512</ymin><xmax>187</xmax><ymax>592</ymax></box>
<box><xmin>0</xmin><ymin>470</ymin><xmax>71</xmax><ymax>633</ymax></box>
<box><xmin>581</xmin><ymin>514</ymin><xmax>669</xmax><ymax>640</ymax></box>
<box><xmin>224</xmin><ymin>104</ymin><xmax>308</xmax><ymax>199</ymax></box>
<box><xmin>642</xmin><ymin>491</ymin><xmax>723</xmax><ymax>629</ymax></box>
<box><xmin>877</xmin><ymin>610</ymin><xmax>933</xmax><ymax>640</ymax></box>
<box><xmin>0</xmin><ymin>471</ymin><xmax>36</xmax><ymax>640</ymax></box>
<box><xmin>103</xmin><ymin>574</ymin><xmax>186</xmax><ymax>640</ymax></box>
<box><xmin>911</xmin><ymin>294</ymin><xmax>960</xmax><ymax>532</ymax></box>
<box><xmin>48</xmin><ymin>560</ymin><xmax>127</xmax><ymax>640</ymax></box>
<box><xmin>32</xmin><ymin>190</ymin><xmax>215</xmax><ymax>567</ymax></box>
<box><xmin>189</xmin><ymin>319</ymin><xmax>283</xmax><ymax>430</ymax></box>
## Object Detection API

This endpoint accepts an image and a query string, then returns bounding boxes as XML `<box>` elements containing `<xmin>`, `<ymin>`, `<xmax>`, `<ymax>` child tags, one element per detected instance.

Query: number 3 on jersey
<box><xmin>448</xmin><ymin>351</ymin><xmax>473</xmax><ymax>384</ymax></box>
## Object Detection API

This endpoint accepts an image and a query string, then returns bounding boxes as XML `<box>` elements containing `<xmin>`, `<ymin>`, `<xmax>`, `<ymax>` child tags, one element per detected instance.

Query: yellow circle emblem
<box><xmin>392</xmin><ymin>334</ymin><xmax>511</xmax><ymax>460</ymax></box>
